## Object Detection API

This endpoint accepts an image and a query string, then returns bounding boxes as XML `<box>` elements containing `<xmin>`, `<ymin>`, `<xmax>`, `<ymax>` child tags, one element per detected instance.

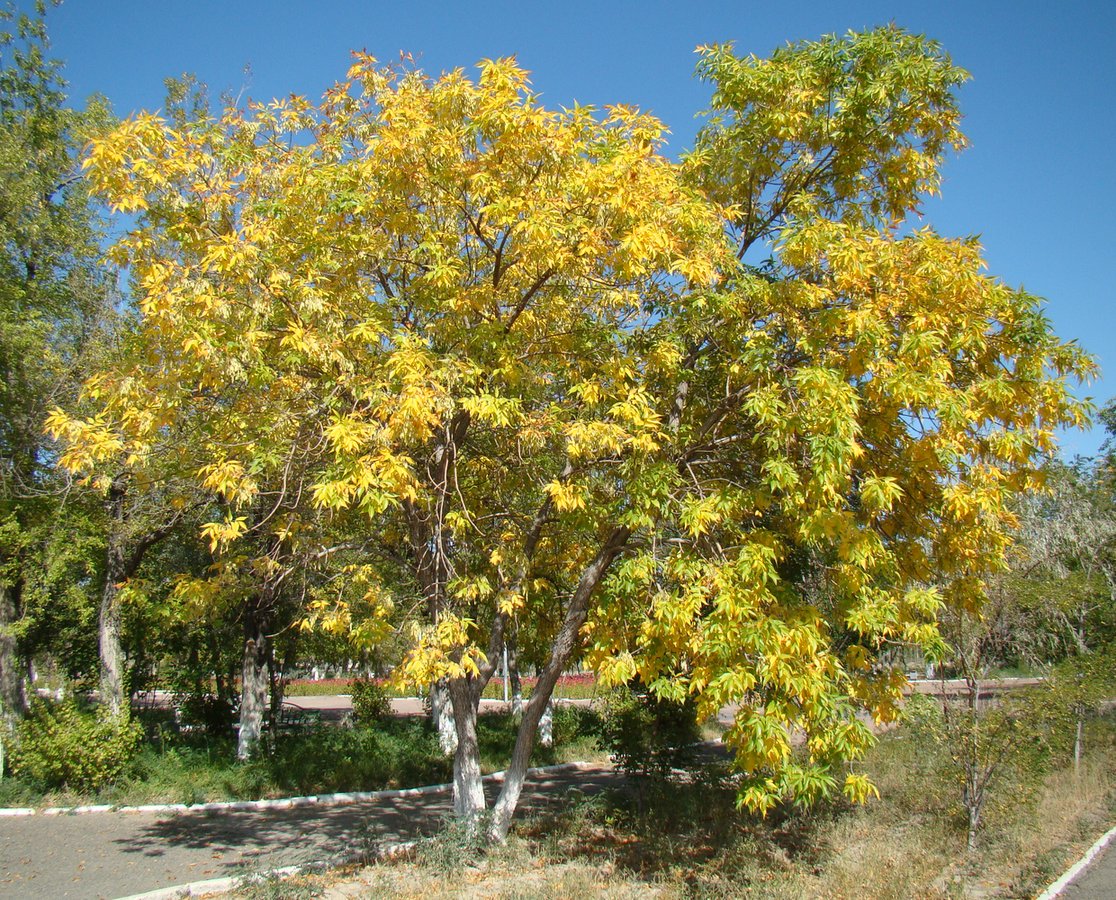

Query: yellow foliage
<box><xmin>54</xmin><ymin>32</ymin><xmax>1096</xmax><ymax>820</ymax></box>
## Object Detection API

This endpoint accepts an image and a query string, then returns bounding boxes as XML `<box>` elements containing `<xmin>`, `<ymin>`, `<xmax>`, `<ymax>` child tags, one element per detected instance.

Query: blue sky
<box><xmin>40</xmin><ymin>0</ymin><xmax>1115</xmax><ymax>458</ymax></box>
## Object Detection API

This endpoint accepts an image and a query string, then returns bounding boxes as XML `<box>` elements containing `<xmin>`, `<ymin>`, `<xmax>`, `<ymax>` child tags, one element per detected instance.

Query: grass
<box><xmin>281</xmin><ymin>711</ymin><xmax>1116</xmax><ymax>900</ymax></box>
<box><xmin>0</xmin><ymin>707</ymin><xmax>605</xmax><ymax>810</ymax></box>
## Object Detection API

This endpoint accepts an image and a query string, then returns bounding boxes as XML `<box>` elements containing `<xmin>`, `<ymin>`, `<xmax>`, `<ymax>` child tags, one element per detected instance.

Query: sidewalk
<box><xmin>0</xmin><ymin>764</ymin><xmax>620</xmax><ymax>899</ymax></box>
<box><xmin>1046</xmin><ymin>826</ymin><xmax>1116</xmax><ymax>899</ymax></box>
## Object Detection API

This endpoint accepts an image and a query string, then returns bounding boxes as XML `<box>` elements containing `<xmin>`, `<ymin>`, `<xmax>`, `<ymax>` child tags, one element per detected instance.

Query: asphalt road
<box><xmin>0</xmin><ymin>765</ymin><xmax>620</xmax><ymax>899</ymax></box>
<box><xmin>1058</xmin><ymin>833</ymin><xmax>1116</xmax><ymax>900</ymax></box>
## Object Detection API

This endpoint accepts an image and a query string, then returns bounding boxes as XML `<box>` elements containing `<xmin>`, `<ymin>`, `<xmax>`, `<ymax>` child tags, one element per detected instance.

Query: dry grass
<box><xmin>225</xmin><ymin>715</ymin><xmax>1116</xmax><ymax>900</ymax></box>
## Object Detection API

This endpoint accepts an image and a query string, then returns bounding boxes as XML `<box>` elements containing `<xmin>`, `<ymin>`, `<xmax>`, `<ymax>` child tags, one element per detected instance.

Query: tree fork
<box><xmin>487</xmin><ymin>525</ymin><xmax>630</xmax><ymax>841</ymax></box>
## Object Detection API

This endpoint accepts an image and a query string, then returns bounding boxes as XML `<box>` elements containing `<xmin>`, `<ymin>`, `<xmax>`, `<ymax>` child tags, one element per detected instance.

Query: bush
<box><xmin>597</xmin><ymin>683</ymin><xmax>701</xmax><ymax>778</ymax></box>
<box><xmin>173</xmin><ymin>692</ymin><xmax>236</xmax><ymax>736</ymax></box>
<box><xmin>902</xmin><ymin>689</ymin><xmax>1055</xmax><ymax>847</ymax></box>
<box><xmin>254</xmin><ymin>719</ymin><xmax>449</xmax><ymax>795</ymax></box>
<box><xmin>8</xmin><ymin>699</ymin><xmax>143</xmax><ymax>793</ymax></box>
<box><xmin>552</xmin><ymin>703</ymin><xmax>598</xmax><ymax>746</ymax></box>
<box><xmin>348</xmin><ymin>678</ymin><xmax>391</xmax><ymax>724</ymax></box>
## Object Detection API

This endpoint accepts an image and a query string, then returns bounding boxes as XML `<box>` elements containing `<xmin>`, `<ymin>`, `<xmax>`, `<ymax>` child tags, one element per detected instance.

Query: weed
<box><xmin>231</xmin><ymin>870</ymin><xmax>325</xmax><ymax>899</ymax></box>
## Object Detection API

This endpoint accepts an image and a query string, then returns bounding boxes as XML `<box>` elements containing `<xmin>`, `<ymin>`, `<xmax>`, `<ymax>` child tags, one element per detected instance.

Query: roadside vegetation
<box><xmin>0</xmin><ymin>703</ymin><xmax>604</xmax><ymax>809</ymax></box>
<box><xmin>238</xmin><ymin>711</ymin><xmax>1116</xmax><ymax>900</ymax></box>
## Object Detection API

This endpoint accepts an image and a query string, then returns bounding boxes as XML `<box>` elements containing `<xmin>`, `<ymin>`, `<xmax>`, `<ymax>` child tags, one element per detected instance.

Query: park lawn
<box><xmin>0</xmin><ymin>708</ymin><xmax>605</xmax><ymax>810</ymax></box>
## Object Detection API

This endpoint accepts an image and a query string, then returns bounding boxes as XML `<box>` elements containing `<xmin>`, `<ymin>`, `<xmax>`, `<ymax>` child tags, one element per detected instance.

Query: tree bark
<box><xmin>98</xmin><ymin>477</ymin><xmax>131</xmax><ymax>716</ymax></box>
<box><xmin>237</xmin><ymin>601</ymin><xmax>271</xmax><ymax>760</ymax></box>
<box><xmin>449</xmin><ymin>676</ymin><xmax>485</xmax><ymax>825</ymax></box>
<box><xmin>0</xmin><ymin>577</ymin><xmax>26</xmax><ymax>717</ymax></box>
<box><xmin>966</xmin><ymin>798</ymin><xmax>981</xmax><ymax>853</ymax></box>
<box><xmin>507</xmin><ymin>625</ymin><xmax>523</xmax><ymax>716</ymax></box>
<box><xmin>98</xmin><ymin>565</ymin><xmax>126</xmax><ymax>716</ymax></box>
<box><xmin>539</xmin><ymin>698</ymin><xmax>554</xmax><ymax>747</ymax></box>
<box><xmin>272</xmin><ymin>632</ymin><xmax>298</xmax><ymax>716</ymax></box>
<box><xmin>487</xmin><ymin>525</ymin><xmax>629</xmax><ymax>842</ymax></box>
<box><xmin>431</xmin><ymin>678</ymin><xmax>458</xmax><ymax>754</ymax></box>
<box><xmin>1074</xmin><ymin>704</ymin><xmax>1084</xmax><ymax>776</ymax></box>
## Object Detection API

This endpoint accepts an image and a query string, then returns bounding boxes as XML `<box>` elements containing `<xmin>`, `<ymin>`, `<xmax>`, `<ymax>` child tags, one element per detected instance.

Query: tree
<box><xmin>1010</xmin><ymin>461</ymin><xmax>1116</xmax><ymax>770</ymax></box>
<box><xmin>0</xmin><ymin>0</ymin><xmax>113</xmax><ymax>717</ymax></box>
<box><xmin>66</xmin><ymin>27</ymin><xmax>1091</xmax><ymax>841</ymax></box>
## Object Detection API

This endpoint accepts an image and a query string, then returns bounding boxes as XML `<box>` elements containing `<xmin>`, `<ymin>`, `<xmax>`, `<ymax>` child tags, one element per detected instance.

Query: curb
<box><xmin>115</xmin><ymin>864</ymin><xmax>302</xmax><ymax>900</ymax></box>
<box><xmin>1036</xmin><ymin>823</ymin><xmax>1116</xmax><ymax>900</ymax></box>
<box><xmin>107</xmin><ymin>761</ymin><xmax>601</xmax><ymax>900</ymax></box>
<box><xmin>115</xmin><ymin>837</ymin><xmax>421</xmax><ymax>900</ymax></box>
<box><xmin>0</xmin><ymin>760</ymin><xmax>597</xmax><ymax>818</ymax></box>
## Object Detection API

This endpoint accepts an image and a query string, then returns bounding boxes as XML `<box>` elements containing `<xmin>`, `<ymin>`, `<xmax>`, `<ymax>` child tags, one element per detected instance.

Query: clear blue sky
<box><xmin>40</xmin><ymin>0</ymin><xmax>1116</xmax><ymax>459</ymax></box>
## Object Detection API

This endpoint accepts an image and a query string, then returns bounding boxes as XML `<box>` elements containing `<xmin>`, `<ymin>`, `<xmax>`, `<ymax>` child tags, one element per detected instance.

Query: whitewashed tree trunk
<box><xmin>431</xmin><ymin>678</ymin><xmax>458</xmax><ymax>754</ymax></box>
<box><xmin>98</xmin><ymin>574</ymin><xmax>125</xmax><ymax>716</ymax></box>
<box><xmin>237</xmin><ymin>609</ymin><xmax>270</xmax><ymax>760</ymax></box>
<box><xmin>449</xmin><ymin>677</ymin><xmax>485</xmax><ymax>826</ymax></box>
<box><xmin>539</xmin><ymin>698</ymin><xmax>554</xmax><ymax>747</ymax></box>
<box><xmin>486</xmin><ymin>526</ymin><xmax>629</xmax><ymax>842</ymax></box>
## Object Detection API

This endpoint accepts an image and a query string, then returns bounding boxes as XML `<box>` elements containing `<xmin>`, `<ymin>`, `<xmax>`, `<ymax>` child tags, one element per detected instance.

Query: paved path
<box><xmin>0</xmin><ymin>765</ymin><xmax>621</xmax><ymax>900</ymax></box>
<box><xmin>1056</xmin><ymin>831</ymin><xmax>1116</xmax><ymax>899</ymax></box>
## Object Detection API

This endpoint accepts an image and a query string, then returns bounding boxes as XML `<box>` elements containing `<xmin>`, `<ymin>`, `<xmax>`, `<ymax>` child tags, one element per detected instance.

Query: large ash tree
<box><xmin>53</xmin><ymin>27</ymin><xmax>1091</xmax><ymax>839</ymax></box>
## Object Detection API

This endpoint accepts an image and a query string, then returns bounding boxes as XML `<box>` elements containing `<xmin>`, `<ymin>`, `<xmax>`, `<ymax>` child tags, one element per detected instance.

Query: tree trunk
<box><xmin>1074</xmin><ymin>705</ymin><xmax>1084</xmax><ymax>776</ymax></box>
<box><xmin>486</xmin><ymin>526</ymin><xmax>629</xmax><ymax>842</ymax></box>
<box><xmin>99</xmin><ymin>476</ymin><xmax>131</xmax><ymax>718</ymax></box>
<box><xmin>961</xmin><ymin>673</ymin><xmax>983</xmax><ymax>854</ymax></box>
<box><xmin>966</xmin><ymin>798</ymin><xmax>981</xmax><ymax>853</ymax></box>
<box><xmin>0</xmin><ymin>577</ymin><xmax>26</xmax><ymax>717</ymax></box>
<box><xmin>237</xmin><ymin>602</ymin><xmax>270</xmax><ymax>760</ymax></box>
<box><xmin>99</xmin><ymin>536</ymin><xmax>128</xmax><ymax>717</ymax></box>
<box><xmin>507</xmin><ymin>626</ymin><xmax>523</xmax><ymax>716</ymax></box>
<box><xmin>272</xmin><ymin>633</ymin><xmax>298</xmax><ymax>716</ymax></box>
<box><xmin>539</xmin><ymin>698</ymin><xmax>554</xmax><ymax>747</ymax></box>
<box><xmin>431</xmin><ymin>678</ymin><xmax>458</xmax><ymax>754</ymax></box>
<box><xmin>448</xmin><ymin>677</ymin><xmax>486</xmax><ymax>825</ymax></box>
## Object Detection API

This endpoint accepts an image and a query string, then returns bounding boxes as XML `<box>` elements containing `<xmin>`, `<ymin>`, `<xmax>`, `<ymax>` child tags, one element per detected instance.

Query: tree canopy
<box><xmin>0</xmin><ymin>0</ymin><xmax>114</xmax><ymax>715</ymax></box>
<box><xmin>49</xmin><ymin>26</ymin><xmax>1094</xmax><ymax>835</ymax></box>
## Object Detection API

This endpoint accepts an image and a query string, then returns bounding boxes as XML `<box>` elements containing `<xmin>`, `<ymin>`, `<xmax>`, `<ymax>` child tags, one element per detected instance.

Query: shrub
<box><xmin>552</xmin><ymin>703</ymin><xmax>598</xmax><ymax>746</ymax></box>
<box><xmin>256</xmin><ymin>719</ymin><xmax>449</xmax><ymax>795</ymax></box>
<box><xmin>902</xmin><ymin>689</ymin><xmax>1055</xmax><ymax>848</ymax></box>
<box><xmin>174</xmin><ymin>692</ymin><xmax>236</xmax><ymax>736</ymax></box>
<box><xmin>597</xmin><ymin>682</ymin><xmax>701</xmax><ymax>779</ymax></box>
<box><xmin>9</xmin><ymin>699</ymin><xmax>143</xmax><ymax>793</ymax></box>
<box><xmin>349</xmin><ymin>677</ymin><xmax>391</xmax><ymax>724</ymax></box>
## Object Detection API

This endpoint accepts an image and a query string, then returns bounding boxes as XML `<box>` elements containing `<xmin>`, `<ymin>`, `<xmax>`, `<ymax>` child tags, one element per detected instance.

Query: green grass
<box><xmin>0</xmin><ymin>708</ymin><xmax>604</xmax><ymax>810</ymax></box>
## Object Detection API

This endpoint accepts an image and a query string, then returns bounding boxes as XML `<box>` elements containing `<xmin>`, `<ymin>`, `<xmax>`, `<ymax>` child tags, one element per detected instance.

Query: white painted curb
<box><xmin>115</xmin><ymin>838</ymin><xmax>421</xmax><ymax>900</ymax></box>
<box><xmin>1036</xmin><ymin>823</ymin><xmax>1116</xmax><ymax>899</ymax></box>
<box><xmin>0</xmin><ymin>760</ymin><xmax>597</xmax><ymax>817</ymax></box>
<box><xmin>108</xmin><ymin>762</ymin><xmax>602</xmax><ymax>899</ymax></box>
<box><xmin>115</xmin><ymin>865</ymin><xmax>301</xmax><ymax>900</ymax></box>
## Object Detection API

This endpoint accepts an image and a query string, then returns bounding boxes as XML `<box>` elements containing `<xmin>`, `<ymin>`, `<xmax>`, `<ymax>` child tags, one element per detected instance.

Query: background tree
<box><xmin>0</xmin><ymin>0</ymin><xmax>114</xmax><ymax>717</ymax></box>
<box><xmin>1011</xmin><ymin>461</ymin><xmax>1116</xmax><ymax>769</ymax></box>
<box><xmin>907</xmin><ymin>455</ymin><xmax>1114</xmax><ymax>851</ymax></box>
